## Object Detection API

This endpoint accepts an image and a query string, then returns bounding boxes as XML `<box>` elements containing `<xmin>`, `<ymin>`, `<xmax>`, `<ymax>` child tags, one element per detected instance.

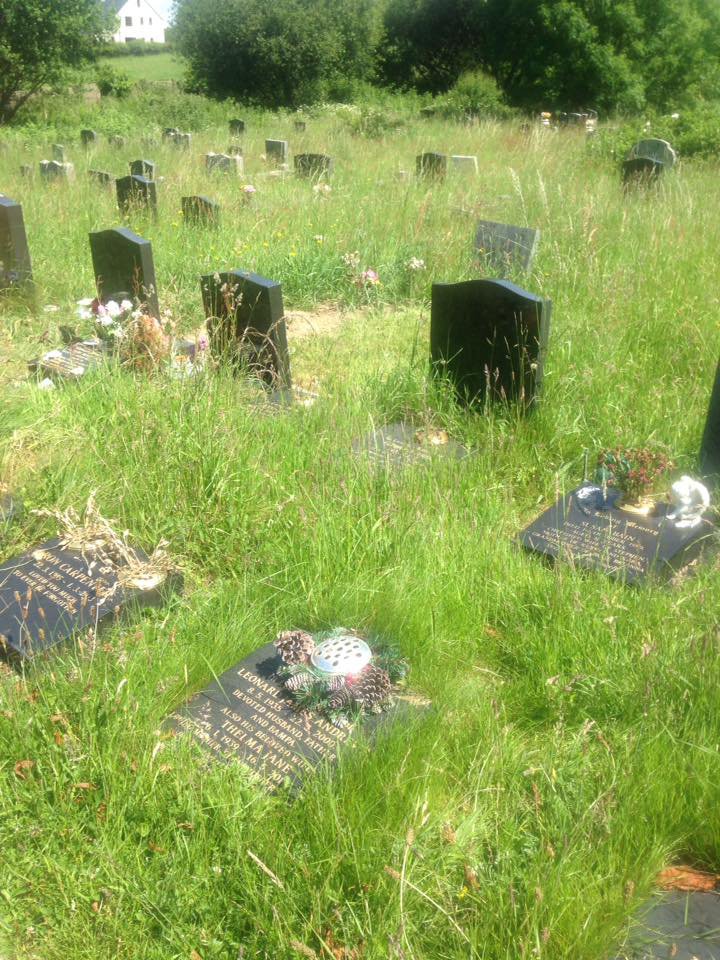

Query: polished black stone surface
<box><xmin>618</xmin><ymin>891</ymin><xmax>720</xmax><ymax>959</ymax></box>
<box><xmin>89</xmin><ymin>226</ymin><xmax>160</xmax><ymax>316</ymax></box>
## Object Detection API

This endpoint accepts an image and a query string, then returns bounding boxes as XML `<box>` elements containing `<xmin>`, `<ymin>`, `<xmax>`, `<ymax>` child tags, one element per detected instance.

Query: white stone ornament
<box><xmin>667</xmin><ymin>475</ymin><xmax>711</xmax><ymax>528</ymax></box>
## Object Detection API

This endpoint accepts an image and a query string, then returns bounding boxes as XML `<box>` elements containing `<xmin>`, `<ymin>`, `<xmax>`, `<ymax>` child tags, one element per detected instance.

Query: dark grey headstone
<box><xmin>162</xmin><ymin>128</ymin><xmax>179</xmax><ymax>142</ymax></box>
<box><xmin>205</xmin><ymin>153</ymin><xmax>242</xmax><ymax>175</ymax></box>
<box><xmin>519</xmin><ymin>485</ymin><xmax>716</xmax><ymax>585</ymax></box>
<box><xmin>80</xmin><ymin>129</ymin><xmax>97</xmax><ymax>146</ymax></box>
<box><xmin>294</xmin><ymin>153</ymin><xmax>333</xmax><ymax>179</ymax></box>
<box><xmin>0</xmin><ymin>197</ymin><xmax>33</xmax><ymax>287</ymax></box>
<box><xmin>40</xmin><ymin>160</ymin><xmax>74</xmax><ymax>182</ymax></box>
<box><xmin>52</xmin><ymin>144</ymin><xmax>65</xmax><ymax>162</ymax></box>
<box><xmin>623</xmin><ymin>157</ymin><xmax>665</xmax><ymax>185</ymax></box>
<box><xmin>629</xmin><ymin>138</ymin><xmax>677</xmax><ymax>166</ymax></box>
<box><xmin>168</xmin><ymin>641</ymin><xmax>421</xmax><ymax>792</ymax></box>
<box><xmin>28</xmin><ymin>340</ymin><xmax>107</xmax><ymax>380</ymax></box>
<box><xmin>430</xmin><ymin>278</ymin><xmax>551</xmax><ymax>409</ymax></box>
<box><xmin>294</xmin><ymin>120</ymin><xmax>306</xmax><ymax>132</ymax></box>
<box><xmin>352</xmin><ymin>423</ymin><xmax>470</xmax><ymax>468</ymax></box>
<box><xmin>173</xmin><ymin>132</ymin><xmax>192</xmax><ymax>149</ymax></box>
<box><xmin>229</xmin><ymin>119</ymin><xmax>245</xmax><ymax>136</ymax></box>
<box><xmin>475</xmin><ymin>220</ymin><xmax>540</xmax><ymax>275</ymax></box>
<box><xmin>116</xmin><ymin>175</ymin><xmax>157</xmax><ymax>218</ymax></box>
<box><xmin>618</xmin><ymin>891</ymin><xmax>720</xmax><ymax>959</ymax></box>
<box><xmin>129</xmin><ymin>159</ymin><xmax>155</xmax><ymax>179</ymax></box>
<box><xmin>416</xmin><ymin>152</ymin><xmax>448</xmax><ymax>179</ymax></box>
<box><xmin>89</xmin><ymin>226</ymin><xmax>160</xmax><ymax>317</ymax></box>
<box><xmin>700</xmin><ymin>357</ymin><xmax>720</xmax><ymax>483</ymax></box>
<box><xmin>109</xmin><ymin>135</ymin><xmax>126</xmax><ymax>148</ymax></box>
<box><xmin>265</xmin><ymin>139</ymin><xmax>289</xmax><ymax>165</ymax></box>
<box><xmin>200</xmin><ymin>269</ymin><xmax>291</xmax><ymax>389</ymax></box>
<box><xmin>0</xmin><ymin>537</ymin><xmax>181</xmax><ymax>663</ymax></box>
<box><xmin>88</xmin><ymin>169</ymin><xmax>114</xmax><ymax>186</ymax></box>
<box><xmin>182</xmin><ymin>195</ymin><xmax>220</xmax><ymax>227</ymax></box>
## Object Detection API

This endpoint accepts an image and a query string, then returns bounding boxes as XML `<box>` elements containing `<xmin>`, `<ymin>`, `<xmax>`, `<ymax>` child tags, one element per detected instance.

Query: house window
<box><xmin>125</xmin><ymin>16</ymin><xmax>132</xmax><ymax>25</ymax></box>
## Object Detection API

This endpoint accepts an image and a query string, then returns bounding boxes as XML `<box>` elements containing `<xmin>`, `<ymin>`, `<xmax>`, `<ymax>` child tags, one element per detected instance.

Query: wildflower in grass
<box><xmin>342</xmin><ymin>251</ymin><xmax>361</xmax><ymax>271</ymax></box>
<box><xmin>242</xmin><ymin>184</ymin><xmax>257</xmax><ymax>201</ymax></box>
<box><xmin>407</xmin><ymin>256</ymin><xmax>426</xmax><ymax>271</ymax></box>
<box><xmin>313</xmin><ymin>235</ymin><xmax>324</xmax><ymax>244</ymax></box>
<box><xmin>357</xmin><ymin>268</ymin><xmax>380</xmax><ymax>286</ymax></box>
<box><xmin>313</xmin><ymin>183</ymin><xmax>332</xmax><ymax>197</ymax></box>
<box><xmin>197</xmin><ymin>334</ymin><xmax>209</xmax><ymax>352</ymax></box>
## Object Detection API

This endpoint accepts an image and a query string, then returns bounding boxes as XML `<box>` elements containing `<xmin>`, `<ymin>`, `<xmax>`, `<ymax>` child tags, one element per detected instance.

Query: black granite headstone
<box><xmin>0</xmin><ymin>538</ymin><xmax>180</xmax><ymax>662</ymax></box>
<box><xmin>475</xmin><ymin>220</ymin><xmax>540</xmax><ymax>274</ymax></box>
<box><xmin>182</xmin><ymin>195</ymin><xmax>220</xmax><ymax>227</ymax></box>
<box><xmin>129</xmin><ymin>159</ymin><xmax>155</xmax><ymax>179</ymax></box>
<box><xmin>88</xmin><ymin>169</ymin><xmax>114</xmax><ymax>186</ymax></box>
<box><xmin>700</xmin><ymin>357</ymin><xmax>720</xmax><ymax>483</ymax></box>
<box><xmin>518</xmin><ymin>485</ymin><xmax>716</xmax><ymax>584</ymax></box>
<box><xmin>352</xmin><ymin>423</ymin><xmax>470</xmax><ymax>468</ymax></box>
<box><xmin>623</xmin><ymin>157</ymin><xmax>665</xmax><ymax>185</ymax></box>
<box><xmin>200</xmin><ymin>269</ymin><xmax>291</xmax><ymax>389</ymax></box>
<box><xmin>89</xmin><ymin>226</ymin><xmax>160</xmax><ymax>317</ymax></box>
<box><xmin>28</xmin><ymin>340</ymin><xmax>107</xmax><ymax>380</ymax></box>
<box><xmin>81</xmin><ymin>129</ymin><xmax>98</xmax><ymax>147</ymax></box>
<box><xmin>618</xmin><ymin>891</ymin><xmax>720</xmax><ymax>959</ymax></box>
<box><xmin>294</xmin><ymin>153</ymin><xmax>333</xmax><ymax>179</ymax></box>
<box><xmin>116</xmin><ymin>175</ymin><xmax>157</xmax><ymax>218</ymax></box>
<box><xmin>169</xmin><ymin>642</ymin><xmax>421</xmax><ymax>791</ymax></box>
<box><xmin>416</xmin><ymin>152</ymin><xmax>448</xmax><ymax>179</ymax></box>
<box><xmin>229</xmin><ymin>119</ymin><xmax>245</xmax><ymax>136</ymax></box>
<box><xmin>430</xmin><ymin>278</ymin><xmax>551</xmax><ymax>409</ymax></box>
<box><xmin>265</xmin><ymin>139</ymin><xmax>289</xmax><ymax>165</ymax></box>
<box><xmin>0</xmin><ymin>197</ymin><xmax>33</xmax><ymax>287</ymax></box>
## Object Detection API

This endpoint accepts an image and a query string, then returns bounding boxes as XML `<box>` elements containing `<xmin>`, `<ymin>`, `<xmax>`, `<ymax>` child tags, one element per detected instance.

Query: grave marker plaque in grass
<box><xmin>205</xmin><ymin>153</ymin><xmax>243</xmax><ymax>175</ymax></box>
<box><xmin>265</xmin><ymin>139</ymin><xmax>288</xmax><ymax>165</ymax></box>
<box><xmin>40</xmin><ymin>161</ymin><xmax>74</xmax><ymax>182</ymax></box>
<box><xmin>430</xmin><ymin>278</ymin><xmax>550</xmax><ymax>409</ymax></box>
<box><xmin>518</xmin><ymin>485</ymin><xmax>716</xmax><ymax>585</ymax></box>
<box><xmin>475</xmin><ymin>220</ymin><xmax>540</xmax><ymax>274</ymax></box>
<box><xmin>294</xmin><ymin>153</ymin><xmax>333</xmax><ymax>179</ymax></box>
<box><xmin>116</xmin><ymin>175</ymin><xmax>157</xmax><ymax>219</ymax></box>
<box><xmin>182</xmin><ymin>195</ymin><xmax>220</xmax><ymax>227</ymax></box>
<box><xmin>352</xmin><ymin>423</ymin><xmax>470</xmax><ymax>468</ymax></box>
<box><xmin>88</xmin><ymin>170</ymin><xmax>114</xmax><ymax>186</ymax></box>
<box><xmin>129</xmin><ymin>159</ymin><xmax>155</xmax><ymax>179</ymax></box>
<box><xmin>0</xmin><ymin>538</ymin><xmax>180</xmax><ymax>663</ymax></box>
<box><xmin>0</xmin><ymin>197</ymin><xmax>32</xmax><ymax>287</ymax></box>
<box><xmin>28</xmin><ymin>340</ymin><xmax>107</xmax><ymax>381</ymax></box>
<box><xmin>450</xmin><ymin>154</ymin><xmax>479</xmax><ymax>175</ymax></box>
<box><xmin>615</xmin><ymin>890</ymin><xmax>720</xmax><ymax>959</ymax></box>
<box><xmin>416</xmin><ymin>152</ymin><xmax>447</xmax><ymax>179</ymax></box>
<box><xmin>200</xmin><ymin>269</ymin><xmax>291</xmax><ymax>389</ymax></box>
<box><xmin>89</xmin><ymin>226</ymin><xmax>160</xmax><ymax>317</ymax></box>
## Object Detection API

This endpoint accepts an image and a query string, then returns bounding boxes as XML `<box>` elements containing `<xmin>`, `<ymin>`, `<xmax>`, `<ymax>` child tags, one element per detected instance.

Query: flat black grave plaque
<box><xmin>352</xmin><ymin>423</ymin><xmax>469</xmax><ymax>467</ymax></box>
<box><xmin>88</xmin><ymin>169</ymin><xmax>114</xmax><ymax>186</ymax></box>
<box><xmin>129</xmin><ymin>159</ymin><xmax>155</xmax><ymax>179</ymax></box>
<box><xmin>81</xmin><ymin>129</ymin><xmax>97</xmax><ymax>147</ymax></box>
<box><xmin>0</xmin><ymin>197</ymin><xmax>32</xmax><ymax>287</ymax></box>
<box><xmin>617</xmin><ymin>891</ymin><xmax>720</xmax><ymax>959</ymax></box>
<box><xmin>518</xmin><ymin>485</ymin><xmax>717</xmax><ymax>585</ymax></box>
<box><xmin>116</xmin><ymin>175</ymin><xmax>157</xmax><ymax>218</ymax></box>
<box><xmin>416</xmin><ymin>152</ymin><xmax>447</xmax><ymax>179</ymax></box>
<box><xmin>265</xmin><ymin>139</ymin><xmax>289</xmax><ymax>165</ymax></box>
<box><xmin>294</xmin><ymin>153</ymin><xmax>333</xmax><ymax>179</ymax></box>
<box><xmin>430</xmin><ymin>278</ymin><xmax>550</xmax><ymax>409</ymax></box>
<box><xmin>169</xmin><ymin>642</ymin><xmax>421</xmax><ymax>791</ymax></box>
<box><xmin>182</xmin><ymin>195</ymin><xmax>220</xmax><ymax>226</ymax></box>
<box><xmin>0</xmin><ymin>538</ymin><xmax>180</xmax><ymax>662</ymax></box>
<box><xmin>200</xmin><ymin>269</ymin><xmax>291</xmax><ymax>389</ymax></box>
<box><xmin>28</xmin><ymin>340</ymin><xmax>107</xmax><ymax>380</ymax></box>
<box><xmin>89</xmin><ymin>226</ymin><xmax>160</xmax><ymax>317</ymax></box>
<box><xmin>700</xmin><ymin>357</ymin><xmax>720</xmax><ymax>483</ymax></box>
<box><xmin>475</xmin><ymin>219</ymin><xmax>540</xmax><ymax>274</ymax></box>
<box><xmin>229</xmin><ymin>119</ymin><xmax>245</xmax><ymax>135</ymax></box>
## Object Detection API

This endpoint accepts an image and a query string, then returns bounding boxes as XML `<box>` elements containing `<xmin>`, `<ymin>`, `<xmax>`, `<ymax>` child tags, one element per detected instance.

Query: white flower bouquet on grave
<box><xmin>76</xmin><ymin>297</ymin><xmax>174</xmax><ymax>372</ymax></box>
<box><xmin>77</xmin><ymin>297</ymin><xmax>134</xmax><ymax>343</ymax></box>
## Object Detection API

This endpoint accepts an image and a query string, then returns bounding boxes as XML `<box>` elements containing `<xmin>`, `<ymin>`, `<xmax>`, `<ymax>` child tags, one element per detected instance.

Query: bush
<box><xmin>431</xmin><ymin>70</ymin><xmax>515</xmax><ymax>121</ymax></box>
<box><xmin>589</xmin><ymin>103</ymin><xmax>720</xmax><ymax>162</ymax></box>
<box><xmin>339</xmin><ymin>104</ymin><xmax>406</xmax><ymax>138</ymax></box>
<box><xmin>95</xmin><ymin>64</ymin><xmax>132</xmax><ymax>98</ymax></box>
<box><xmin>95</xmin><ymin>40</ymin><xmax>173</xmax><ymax>57</ymax></box>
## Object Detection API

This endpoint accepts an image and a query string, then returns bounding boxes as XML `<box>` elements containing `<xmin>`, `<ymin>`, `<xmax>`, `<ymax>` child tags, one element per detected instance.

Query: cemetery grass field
<box><xmin>96</xmin><ymin>53</ymin><xmax>186</xmax><ymax>84</ymax></box>
<box><xmin>2</xmin><ymin>103</ymin><xmax>720</xmax><ymax>959</ymax></box>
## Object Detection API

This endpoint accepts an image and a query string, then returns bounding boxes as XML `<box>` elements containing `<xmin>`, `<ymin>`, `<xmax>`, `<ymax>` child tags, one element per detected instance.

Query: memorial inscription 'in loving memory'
<box><xmin>527</xmin><ymin>515</ymin><xmax>654</xmax><ymax>578</ymax></box>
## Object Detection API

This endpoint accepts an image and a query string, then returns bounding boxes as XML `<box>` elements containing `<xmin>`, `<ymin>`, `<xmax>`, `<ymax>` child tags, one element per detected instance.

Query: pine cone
<box><xmin>328</xmin><ymin>683</ymin><xmax>352</xmax><ymax>711</ymax></box>
<box><xmin>350</xmin><ymin>665</ymin><xmax>392</xmax><ymax>709</ymax></box>
<box><xmin>285</xmin><ymin>672</ymin><xmax>313</xmax><ymax>692</ymax></box>
<box><xmin>275</xmin><ymin>629</ymin><xmax>315</xmax><ymax>665</ymax></box>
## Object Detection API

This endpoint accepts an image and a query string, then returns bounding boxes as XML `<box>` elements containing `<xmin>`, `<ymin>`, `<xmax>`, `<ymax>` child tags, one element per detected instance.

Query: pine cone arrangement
<box><xmin>275</xmin><ymin>629</ymin><xmax>315</xmax><ymax>665</ymax></box>
<box><xmin>285</xmin><ymin>672</ymin><xmax>314</xmax><ymax>692</ymax></box>
<box><xmin>350</xmin><ymin>665</ymin><xmax>392</xmax><ymax>709</ymax></box>
<box><xmin>328</xmin><ymin>683</ymin><xmax>352</xmax><ymax>711</ymax></box>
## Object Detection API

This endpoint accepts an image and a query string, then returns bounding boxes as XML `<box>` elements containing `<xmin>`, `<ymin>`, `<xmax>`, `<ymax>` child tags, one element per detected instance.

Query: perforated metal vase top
<box><xmin>311</xmin><ymin>635</ymin><xmax>373</xmax><ymax>675</ymax></box>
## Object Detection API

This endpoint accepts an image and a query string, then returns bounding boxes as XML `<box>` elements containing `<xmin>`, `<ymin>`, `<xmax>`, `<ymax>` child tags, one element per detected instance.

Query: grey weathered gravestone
<box><xmin>89</xmin><ymin>226</ymin><xmax>160</xmax><ymax>316</ymax></box>
<box><xmin>430</xmin><ymin>278</ymin><xmax>551</xmax><ymax>409</ymax></box>
<box><xmin>629</xmin><ymin>138</ymin><xmax>677</xmax><ymax>167</ymax></box>
<box><xmin>294</xmin><ymin>120</ymin><xmax>307</xmax><ymax>132</ymax></box>
<box><xmin>182</xmin><ymin>195</ymin><xmax>220</xmax><ymax>227</ymax></box>
<box><xmin>88</xmin><ymin>169</ymin><xmax>114</xmax><ymax>186</ymax></box>
<box><xmin>416</xmin><ymin>152</ymin><xmax>448</xmax><ymax>179</ymax></box>
<box><xmin>0</xmin><ymin>538</ymin><xmax>181</xmax><ymax>663</ymax></box>
<box><xmin>40</xmin><ymin>161</ymin><xmax>75</xmax><ymax>182</ymax></box>
<box><xmin>265</xmin><ymin>139</ymin><xmax>289</xmax><ymax>165</ymax></box>
<box><xmin>200</xmin><ymin>269</ymin><xmax>291</xmax><ymax>389</ymax></box>
<box><xmin>80</xmin><ymin>129</ymin><xmax>98</xmax><ymax>147</ymax></box>
<box><xmin>294</xmin><ymin>153</ymin><xmax>333</xmax><ymax>179</ymax></box>
<box><xmin>52</xmin><ymin>144</ymin><xmax>66</xmax><ymax>162</ymax></box>
<box><xmin>116</xmin><ymin>175</ymin><xmax>157</xmax><ymax>218</ymax></box>
<box><xmin>173</xmin><ymin>132</ymin><xmax>192</xmax><ymax>149</ymax></box>
<box><xmin>129</xmin><ymin>159</ymin><xmax>155</xmax><ymax>179</ymax></box>
<box><xmin>205</xmin><ymin>152</ymin><xmax>243</xmax><ymax>175</ymax></box>
<box><xmin>700</xmin><ymin>357</ymin><xmax>720</xmax><ymax>484</ymax></box>
<box><xmin>109</xmin><ymin>134</ymin><xmax>126</xmax><ymax>148</ymax></box>
<box><xmin>229</xmin><ymin>119</ymin><xmax>245</xmax><ymax>136</ymax></box>
<box><xmin>0</xmin><ymin>197</ymin><xmax>33</xmax><ymax>287</ymax></box>
<box><xmin>450</xmin><ymin>155</ymin><xmax>479</xmax><ymax>175</ymax></box>
<box><xmin>475</xmin><ymin>220</ymin><xmax>541</xmax><ymax>275</ymax></box>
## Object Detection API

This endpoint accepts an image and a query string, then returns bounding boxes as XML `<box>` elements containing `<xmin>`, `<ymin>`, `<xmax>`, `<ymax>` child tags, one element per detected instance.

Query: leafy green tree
<box><xmin>0</xmin><ymin>0</ymin><xmax>112</xmax><ymax>124</ymax></box>
<box><xmin>174</xmin><ymin>0</ymin><xmax>384</xmax><ymax>108</ymax></box>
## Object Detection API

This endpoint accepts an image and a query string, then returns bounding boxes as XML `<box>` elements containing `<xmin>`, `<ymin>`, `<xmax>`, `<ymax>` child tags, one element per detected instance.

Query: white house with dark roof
<box><xmin>105</xmin><ymin>0</ymin><xmax>167</xmax><ymax>43</ymax></box>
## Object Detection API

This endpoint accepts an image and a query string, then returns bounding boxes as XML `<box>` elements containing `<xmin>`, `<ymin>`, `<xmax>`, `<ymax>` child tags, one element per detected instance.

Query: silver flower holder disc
<box><xmin>311</xmin><ymin>634</ymin><xmax>372</xmax><ymax>675</ymax></box>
